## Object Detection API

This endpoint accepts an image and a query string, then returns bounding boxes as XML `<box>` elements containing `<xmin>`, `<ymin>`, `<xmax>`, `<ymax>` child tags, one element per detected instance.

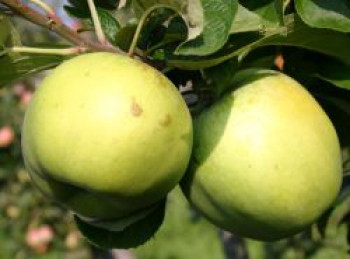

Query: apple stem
<box><xmin>87</xmin><ymin>0</ymin><xmax>108</xmax><ymax>46</ymax></box>
<box><xmin>9</xmin><ymin>46</ymin><xmax>88</xmax><ymax>55</ymax></box>
<box><xmin>128</xmin><ymin>4</ymin><xmax>175</xmax><ymax>57</ymax></box>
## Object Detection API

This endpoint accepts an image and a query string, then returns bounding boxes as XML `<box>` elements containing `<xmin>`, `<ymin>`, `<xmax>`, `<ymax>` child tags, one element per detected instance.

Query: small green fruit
<box><xmin>22</xmin><ymin>52</ymin><xmax>193</xmax><ymax>220</ymax></box>
<box><xmin>181</xmin><ymin>70</ymin><xmax>342</xmax><ymax>241</ymax></box>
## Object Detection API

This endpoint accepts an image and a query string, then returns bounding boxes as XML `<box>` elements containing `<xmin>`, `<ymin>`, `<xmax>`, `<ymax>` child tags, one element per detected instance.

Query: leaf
<box><xmin>83</xmin><ymin>201</ymin><xmax>162</xmax><ymax>231</ymax></box>
<box><xmin>132</xmin><ymin>0</ymin><xmax>237</xmax><ymax>56</ymax></box>
<box><xmin>64</xmin><ymin>0</ymin><xmax>119</xmax><ymax>18</ymax></box>
<box><xmin>175</xmin><ymin>0</ymin><xmax>238</xmax><ymax>56</ymax></box>
<box><xmin>0</xmin><ymin>54</ymin><xmax>63</xmax><ymax>87</ymax></box>
<box><xmin>97</xmin><ymin>8</ymin><xmax>121</xmax><ymax>43</ymax></box>
<box><xmin>315</xmin><ymin>61</ymin><xmax>350</xmax><ymax>90</ymax></box>
<box><xmin>138</xmin><ymin>8</ymin><xmax>175</xmax><ymax>50</ymax></box>
<box><xmin>202</xmin><ymin>58</ymin><xmax>239</xmax><ymax>97</ymax></box>
<box><xmin>167</xmin><ymin>16</ymin><xmax>350</xmax><ymax>70</ymax></box>
<box><xmin>132</xmin><ymin>0</ymin><xmax>184</xmax><ymax>18</ymax></box>
<box><xmin>257</xmin><ymin>17</ymin><xmax>350</xmax><ymax>66</ymax></box>
<box><xmin>274</xmin><ymin>0</ymin><xmax>284</xmax><ymax>25</ymax></box>
<box><xmin>75</xmin><ymin>200</ymin><xmax>166</xmax><ymax>249</ymax></box>
<box><xmin>311</xmin><ymin>79</ymin><xmax>350</xmax><ymax>147</ymax></box>
<box><xmin>114</xmin><ymin>23</ymin><xmax>137</xmax><ymax>51</ymax></box>
<box><xmin>278</xmin><ymin>48</ymin><xmax>350</xmax><ymax>91</ymax></box>
<box><xmin>295</xmin><ymin>0</ymin><xmax>350</xmax><ymax>33</ymax></box>
<box><xmin>230</xmin><ymin>0</ymin><xmax>284</xmax><ymax>34</ymax></box>
<box><xmin>0</xmin><ymin>14</ymin><xmax>11</xmax><ymax>46</ymax></box>
<box><xmin>229</xmin><ymin>4</ymin><xmax>266</xmax><ymax>33</ymax></box>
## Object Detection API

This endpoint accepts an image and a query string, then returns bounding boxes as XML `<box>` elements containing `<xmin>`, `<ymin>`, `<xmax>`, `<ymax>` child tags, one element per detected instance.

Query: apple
<box><xmin>22</xmin><ymin>52</ymin><xmax>193</xmax><ymax>221</ymax></box>
<box><xmin>0</xmin><ymin>126</ymin><xmax>15</xmax><ymax>148</ymax></box>
<box><xmin>181</xmin><ymin>70</ymin><xmax>342</xmax><ymax>241</ymax></box>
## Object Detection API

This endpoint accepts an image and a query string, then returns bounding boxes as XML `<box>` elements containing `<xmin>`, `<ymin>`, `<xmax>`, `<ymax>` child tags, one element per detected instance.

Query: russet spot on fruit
<box><xmin>22</xmin><ymin>52</ymin><xmax>193</xmax><ymax>220</ymax></box>
<box><xmin>181</xmin><ymin>70</ymin><xmax>342</xmax><ymax>241</ymax></box>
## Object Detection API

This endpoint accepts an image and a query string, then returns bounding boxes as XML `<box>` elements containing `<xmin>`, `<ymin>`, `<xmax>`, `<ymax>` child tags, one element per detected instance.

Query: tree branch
<box><xmin>0</xmin><ymin>0</ymin><xmax>124</xmax><ymax>54</ymax></box>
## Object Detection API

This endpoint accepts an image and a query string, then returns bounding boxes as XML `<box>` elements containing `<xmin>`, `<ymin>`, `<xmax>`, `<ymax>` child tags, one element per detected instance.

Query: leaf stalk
<box><xmin>87</xmin><ymin>0</ymin><xmax>108</xmax><ymax>45</ymax></box>
<box><xmin>9</xmin><ymin>46</ymin><xmax>87</xmax><ymax>55</ymax></box>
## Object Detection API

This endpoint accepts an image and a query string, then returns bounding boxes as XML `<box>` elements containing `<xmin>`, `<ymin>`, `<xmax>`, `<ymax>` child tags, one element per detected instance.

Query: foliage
<box><xmin>0</xmin><ymin>84</ymin><xmax>92</xmax><ymax>258</ymax></box>
<box><xmin>0</xmin><ymin>0</ymin><xmax>349</xmax><ymax>257</ymax></box>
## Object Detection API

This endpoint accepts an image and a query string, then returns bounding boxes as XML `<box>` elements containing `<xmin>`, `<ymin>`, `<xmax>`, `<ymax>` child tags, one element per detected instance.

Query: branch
<box><xmin>28</xmin><ymin>0</ymin><xmax>56</xmax><ymax>19</ymax></box>
<box><xmin>0</xmin><ymin>0</ymin><xmax>123</xmax><ymax>54</ymax></box>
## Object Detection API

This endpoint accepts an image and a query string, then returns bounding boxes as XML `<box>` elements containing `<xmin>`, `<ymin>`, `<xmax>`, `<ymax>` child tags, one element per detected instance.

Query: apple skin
<box><xmin>181</xmin><ymin>70</ymin><xmax>342</xmax><ymax>241</ymax></box>
<box><xmin>22</xmin><ymin>52</ymin><xmax>193</xmax><ymax>219</ymax></box>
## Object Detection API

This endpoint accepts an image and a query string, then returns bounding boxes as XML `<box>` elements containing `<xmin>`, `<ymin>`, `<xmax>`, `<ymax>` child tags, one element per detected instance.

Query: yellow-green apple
<box><xmin>181</xmin><ymin>70</ymin><xmax>342</xmax><ymax>241</ymax></box>
<box><xmin>22</xmin><ymin>52</ymin><xmax>193</xmax><ymax>221</ymax></box>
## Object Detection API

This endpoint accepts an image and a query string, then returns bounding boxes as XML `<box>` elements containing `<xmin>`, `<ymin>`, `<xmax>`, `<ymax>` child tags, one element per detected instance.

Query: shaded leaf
<box><xmin>0</xmin><ymin>14</ymin><xmax>11</xmax><ymax>46</ymax></box>
<box><xmin>75</xmin><ymin>200</ymin><xmax>166</xmax><ymax>249</ymax></box>
<box><xmin>295</xmin><ymin>0</ymin><xmax>350</xmax><ymax>33</ymax></box>
<box><xmin>0</xmin><ymin>54</ymin><xmax>63</xmax><ymax>87</ymax></box>
<box><xmin>167</xmin><ymin>16</ymin><xmax>350</xmax><ymax>70</ymax></box>
<box><xmin>64</xmin><ymin>0</ymin><xmax>119</xmax><ymax>18</ymax></box>
<box><xmin>83</xmin><ymin>202</ymin><xmax>162</xmax><ymax>231</ymax></box>
<box><xmin>257</xmin><ymin>17</ymin><xmax>350</xmax><ymax>66</ymax></box>
<box><xmin>114</xmin><ymin>23</ymin><xmax>137</xmax><ymax>51</ymax></box>
<box><xmin>132</xmin><ymin>0</ymin><xmax>237</xmax><ymax>56</ymax></box>
<box><xmin>202</xmin><ymin>58</ymin><xmax>239</xmax><ymax>97</ymax></box>
<box><xmin>132</xmin><ymin>0</ymin><xmax>184</xmax><ymax>18</ymax></box>
<box><xmin>279</xmin><ymin>48</ymin><xmax>350</xmax><ymax>91</ymax></box>
<box><xmin>315</xmin><ymin>61</ymin><xmax>350</xmax><ymax>90</ymax></box>
<box><xmin>138</xmin><ymin>8</ymin><xmax>175</xmax><ymax>50</ymax></box>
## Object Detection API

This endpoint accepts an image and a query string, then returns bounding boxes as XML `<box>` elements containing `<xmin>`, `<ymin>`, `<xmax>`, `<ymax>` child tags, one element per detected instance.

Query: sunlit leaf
<box><xmin>295</xmin><ymin>0</ymin><xmax>350</xmax><ymax>33</ymax></box>
<box><xmin>132</xmin><ymin>0</ymin><xmax>237</xmax><ymax>56</ymax></box>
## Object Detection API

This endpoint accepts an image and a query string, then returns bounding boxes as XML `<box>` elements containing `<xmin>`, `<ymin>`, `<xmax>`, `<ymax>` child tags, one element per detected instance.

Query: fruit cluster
<box><xmin>21</xmin><ymin>53</ymin><xmax>342</xmax><ymax>248</ymax></box>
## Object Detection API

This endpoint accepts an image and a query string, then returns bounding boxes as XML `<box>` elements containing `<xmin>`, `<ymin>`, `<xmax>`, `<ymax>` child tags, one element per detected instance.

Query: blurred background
<box><xmin>0</xmin><ymin>1</ymin><xmax>349</xmax><ymax>258</ymax></box>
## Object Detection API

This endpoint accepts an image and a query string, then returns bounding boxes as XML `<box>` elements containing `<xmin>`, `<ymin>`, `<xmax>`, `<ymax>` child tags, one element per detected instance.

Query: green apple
<box><xmin>22</xmin><ymin>52</ymin><xmax>193</xmax><ymax>220</ymax></box>
<box><xmin>181</xmin><ymin>70</ymin><xmax>342</xmax><ymax>241</ymax></box>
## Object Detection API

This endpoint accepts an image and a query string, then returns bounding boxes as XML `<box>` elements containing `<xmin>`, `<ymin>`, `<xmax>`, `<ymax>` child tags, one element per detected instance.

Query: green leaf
<box><xmin>202</xmin><ymin>58</ymin><xmax>239</xmax><ymax>97</ymax></box>
<box><xmin>64</xmin><ymin>0</ymin><xmax>119</xmax><ymax>18</ymax></box>
<box><xmin>274</xmin><ymin>0</ymin><xmax>284</xmax><ymax>25</ymax></box>
<box><xmin>114</xmin><ymin>23</ymin><xmax>137</xmax><ymax>51</ymax></box>
<box><xmin>175</xmin><ymin>0</ymin><xmax>238</xmax><ymax>56</ymax></box>
<box><xmin>0</xmin><ymin>54</ymin><xmax>63</xmax><ymax>87</ymax></box>
<box><xmin>132</xmin><ymin>0</ymin><xmax>184</xmax><ymax>17</ymax></box>
<box><xmin>132</xmin><ymin>0</ymin><xmax>237</xmax><ymax>56</ymax></box>
<box><xmin>167</xmin><ymin>16</ymin><xmax>350</xmax><ymax>70</ymax></box>
<box><xmin>75</xmin><ymin>200</ymin><xmax>166</xmax><ymax>249</ymax></box>
<box><xmin>312</xmin><ymin>81</ymin><xmax>350</xmax><ymax>147</ymax></box>
<box><xmin>229</xmin><ymin>4</ymin><xmax>265</xmax><ymax>33</ymax></box>
<box><xmin>0</xmin><ymin>14</ymin><xmax>11</xmax><ymax>46</ymax></box>
<box><xmin>97</xmin><ymin>8</ymin><xmax>121</xmax><ymax>43</ymax></box>
<box><xmin>315</xmin><ymin>61</ymin><xmax>350</xmax><ymax>90</ymax></box>
<box><xmin>295</xmin><ymin>0</ymin><xmax>350</xmax><ymax>33</ymax></box>
<box><xmin>310</xmin><ymin>247</ymin><xmax>350</xmax><ymax>259</ymax></box>
<box><xmin>230</xmin><ymin>0</ymin><xmax>284</xmax><ymax>34</ymax></box>
<box><xmin>138</xmin><ymin>8</ymin><xmax>175</xmax><ymax>50</ymax></box>
<box><xmin>82</xmin><ymin>201</ymin><xmax>162</xmax><ymax>231</ymax></box>
<box><xmin>257</xmin><ymin>17</ymin><xmax>350</xmax><ymax>66</ymax></box>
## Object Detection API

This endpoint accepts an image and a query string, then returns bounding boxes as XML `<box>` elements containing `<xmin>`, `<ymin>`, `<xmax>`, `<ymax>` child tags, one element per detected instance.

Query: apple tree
<box><xmin>0</xmin><ymin>0</ymin><xmax>349</xmax><ymax>257</ymax></box>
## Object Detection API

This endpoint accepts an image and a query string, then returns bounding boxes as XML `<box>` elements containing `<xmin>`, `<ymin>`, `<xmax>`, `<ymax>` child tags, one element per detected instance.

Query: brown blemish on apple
<box><xmin>131</xmin><ymin>99</ymin><xmax>143</xmax><ymax>117</ymax></box>
<box><xmin>159</xmin><ymin>114</ymin><xmax>172</xmax><ymax>127</ymax></box>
